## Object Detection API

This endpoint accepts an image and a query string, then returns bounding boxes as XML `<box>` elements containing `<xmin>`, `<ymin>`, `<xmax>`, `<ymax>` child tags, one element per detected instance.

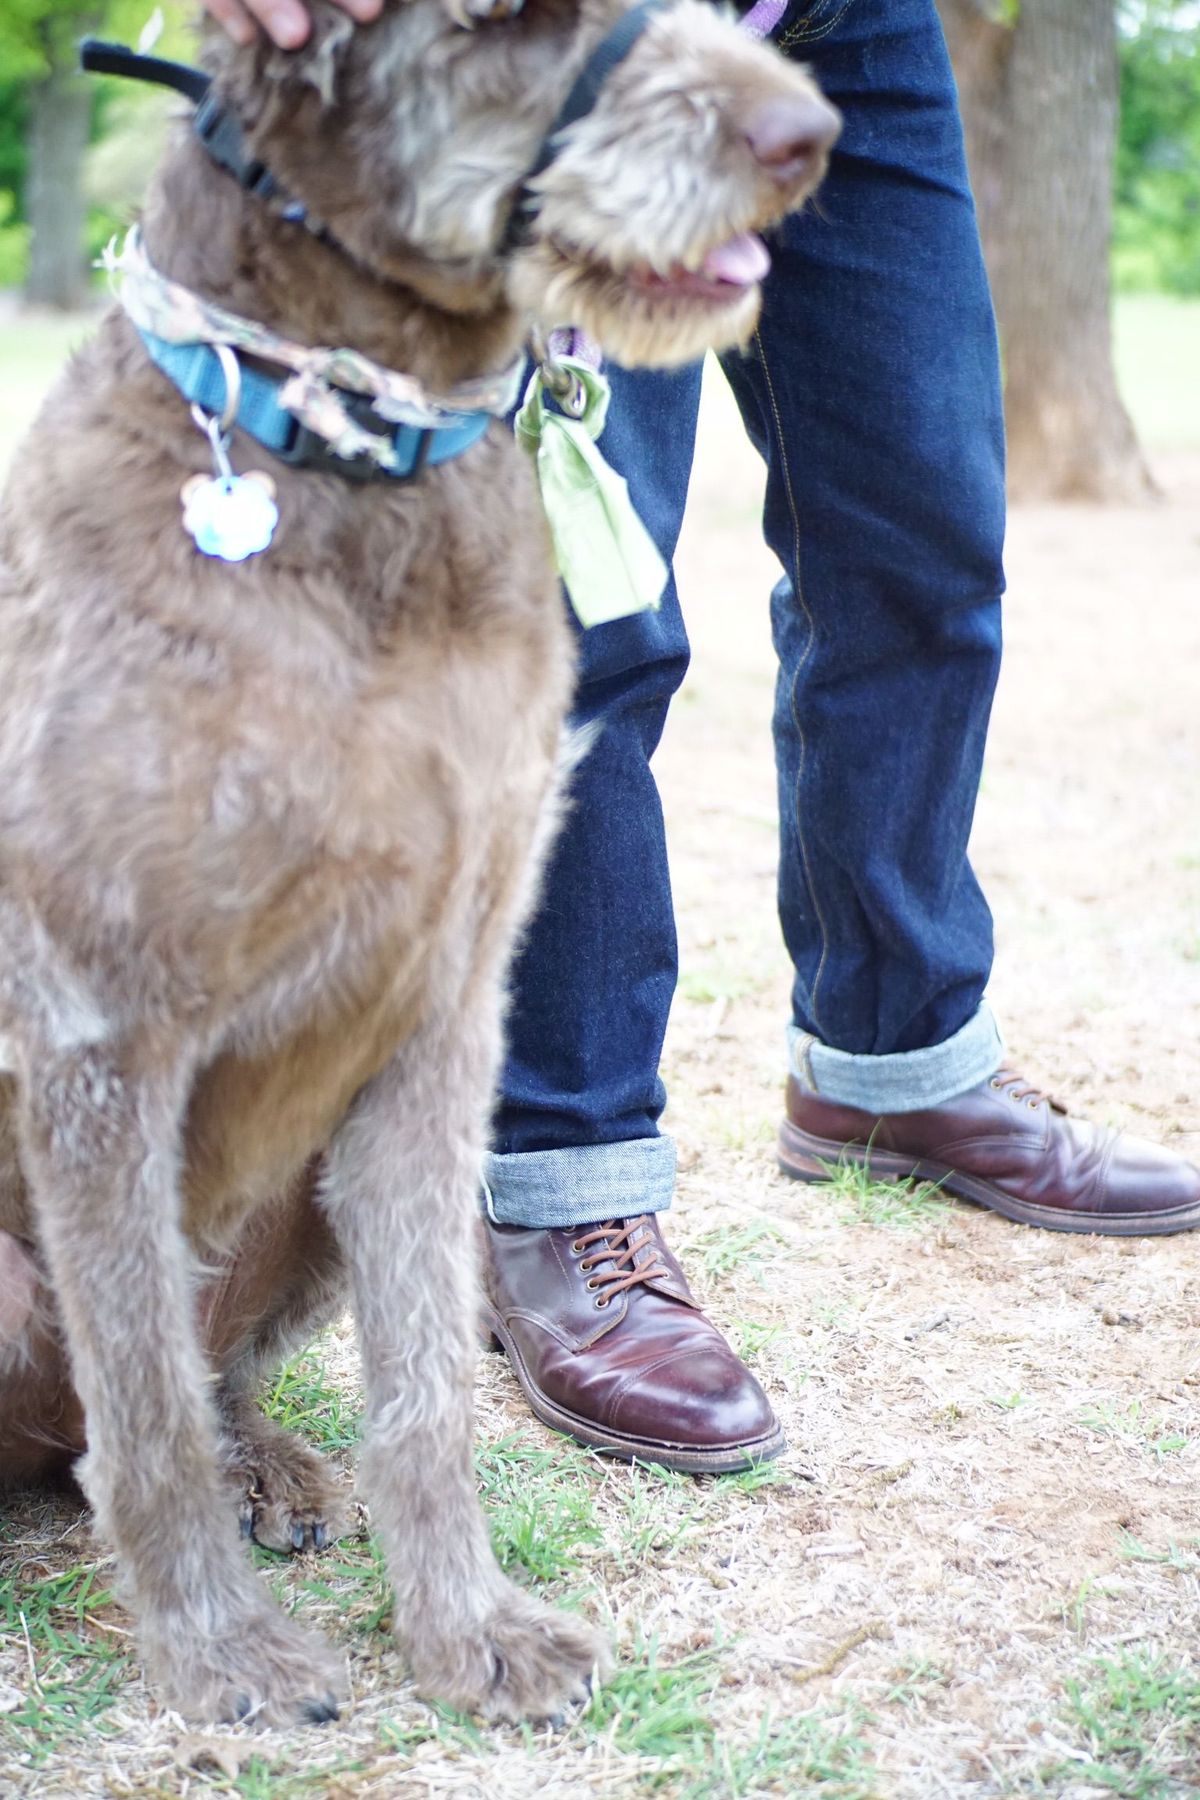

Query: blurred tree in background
<box><xmin>939</xmin><ymin>0</ymin><xmax>1154</xmax><ymax>501</ymax></box>
<box><xmin>0</xmin><ymin>0</ymin><xmax>190</xmax><ymax>305</ymax></box>
<box><xmin>937</xmin><ymin>0</ymin><xmax>1194</xmax><ymax>499</ymax></box>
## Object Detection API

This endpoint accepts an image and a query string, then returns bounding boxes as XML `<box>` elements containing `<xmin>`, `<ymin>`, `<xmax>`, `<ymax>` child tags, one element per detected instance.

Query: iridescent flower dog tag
<box><xmin>181</xmin><ymin>354</ymin><xmax>278</xmax><ymax>562</ymax></box>
<box><xmin>180</xmin><ymin>470</ymin><xmax>278</xmax><ymax>562</ymax></box>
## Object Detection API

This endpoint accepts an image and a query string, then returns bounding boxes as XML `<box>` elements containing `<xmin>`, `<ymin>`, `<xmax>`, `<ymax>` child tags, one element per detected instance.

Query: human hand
<box><xmin>201</xmin><ymin>0</ymin><xmax>382</xmax><ymax>50</ymax></box>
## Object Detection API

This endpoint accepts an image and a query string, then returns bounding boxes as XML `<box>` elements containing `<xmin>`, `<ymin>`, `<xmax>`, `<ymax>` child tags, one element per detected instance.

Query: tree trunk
<box><xmin>939</xmin><ymin>0</ymin><xmax>1156</xmax><ymax>503</ymax></box>
<box><xmin>25</xmin><ymin>26</ymin><xmax>95</xmax><ymax>310</ymax></box>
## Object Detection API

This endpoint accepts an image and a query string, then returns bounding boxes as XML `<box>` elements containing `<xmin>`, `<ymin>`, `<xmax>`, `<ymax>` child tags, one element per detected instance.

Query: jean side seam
<box><xmin>780</xmin><ymin>0</ymin><xmax>858</xmax><ymax>49</ymax></box>
<box><xmin>753</xmin><ymin>328</ymin><xmax>832</xmax><ymax>1041</ymax></box>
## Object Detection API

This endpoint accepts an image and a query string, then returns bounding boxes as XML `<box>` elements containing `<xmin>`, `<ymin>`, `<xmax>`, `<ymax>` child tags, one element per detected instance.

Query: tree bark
<box><xmin>25</xmin><ymin>22</ymin><xmax>95</xmax><ymax>310</ymax></box>
<box><xmin>939</xmin><ymin>0</ymin><xmax>1156</xmax><ymax>503</ymax></box>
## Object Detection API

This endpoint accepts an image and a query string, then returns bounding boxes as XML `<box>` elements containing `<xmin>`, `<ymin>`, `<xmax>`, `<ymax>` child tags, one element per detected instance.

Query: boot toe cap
<box><xmin>605</xmin><ymin>1343</ymin><xmax>780</xmax><ymax>1454</ymax></box>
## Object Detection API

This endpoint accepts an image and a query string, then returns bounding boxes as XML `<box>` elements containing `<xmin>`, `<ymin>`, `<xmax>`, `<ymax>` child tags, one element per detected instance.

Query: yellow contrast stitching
<box><xmin>780</xmin><ymin>0</ymin><xmax>858</xmax><ymax>50</ymax></box>
<box><xmin>753</xmin><ymin>330</ymin><xmax>832</xmax><ymax>1039</ymax></box>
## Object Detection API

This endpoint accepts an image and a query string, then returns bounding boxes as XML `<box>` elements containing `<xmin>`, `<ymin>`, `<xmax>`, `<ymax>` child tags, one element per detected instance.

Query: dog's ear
<box><xmin>260</xmin><ymin>6</ymin><xmax>357</xmax><ymax>103</ymax></box>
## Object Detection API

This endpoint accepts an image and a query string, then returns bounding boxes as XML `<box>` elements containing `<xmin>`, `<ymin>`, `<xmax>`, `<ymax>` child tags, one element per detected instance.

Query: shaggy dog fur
<box><xmin>0</xmin><ymin>0</ymin><xmax>836</xmax><ymax>1727</ymax></box>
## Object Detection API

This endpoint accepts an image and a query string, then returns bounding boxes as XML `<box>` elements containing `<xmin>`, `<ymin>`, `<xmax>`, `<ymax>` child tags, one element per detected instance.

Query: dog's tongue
<box><xmin>701</xmin><ymin>232</ymin><xmax>771</xmax><ymax>286</ymax></box>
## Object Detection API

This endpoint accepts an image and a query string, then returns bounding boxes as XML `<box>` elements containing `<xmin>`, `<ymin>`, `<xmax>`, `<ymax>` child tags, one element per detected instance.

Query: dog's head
<box><xmin>208</xmin><ymin>0</ymin><xmax>840</xmax><ymax>367</ymax></box>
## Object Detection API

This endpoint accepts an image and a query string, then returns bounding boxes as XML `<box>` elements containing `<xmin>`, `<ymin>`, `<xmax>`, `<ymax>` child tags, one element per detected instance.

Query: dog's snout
<box><xmin>744</xmin><ymin>94</ymin><xmax>842</xmax><ymax>181</ymax></box>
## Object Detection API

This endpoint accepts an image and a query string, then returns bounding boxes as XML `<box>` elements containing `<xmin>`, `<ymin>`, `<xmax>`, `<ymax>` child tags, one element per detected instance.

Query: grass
<box><xmin>1076</xmin><ymin>1399</ymin><xmax>1192</xmax><ymax>1461</ymax></box>
<box><xmin>817</xmin><ymin>1158</ymin><xmax>953</xmax><ymax>1233</ymax></box>
<box><xmin>0</xmin><ymin>1561</ymin><xmax>131</xmax><ymax>1763</ymax></box>
<box><xmin>1038</xmin><ymin>1650</ymin><xmax>1200</xmax><ymax>1799</ymax></box>
<box><xmin>0</xmin><ymin>301</ymin><xmax>103</xmax><ymax>473</ymax></box>
<box><xmin>586</xmin><ymin>1641</ymin><xmax>879</xmax><ymax>1798</ymax></box>
<box><xmin>689</xmin><ymin>1218</ymin><xmax>790</xmax><ymax>1278</ymax></box>
<box><xmin>263</xmin><ymin>1346</ymin><xmax>362</xmax><ymax>1454</ymax></box>
<box><xmin>1117</xmin><ymin>1533</ymin><xmax>1200</xmax><ymax>1572</ymax></box>
<box><xmin>476</xmin><ymin>1435</ymin><xmax>605</xmax><ymax>1585</ymax></box>
<box><xmin>1112</xmin><ymin>294</ymin><xmax>1200</xmax><ymax>454</ymax></box>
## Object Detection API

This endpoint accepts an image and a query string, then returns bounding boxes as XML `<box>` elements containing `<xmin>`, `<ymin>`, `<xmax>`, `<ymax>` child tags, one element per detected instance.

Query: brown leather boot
<box><xmin>779</xmin><ymin>1067</ymin><xmax>1200</xmax><ymax>1235</ymax></box>
<box><xmin>480</xmin><ymin>1213</ymin><xmax>785</xmax><ymax>1473</ymax></box>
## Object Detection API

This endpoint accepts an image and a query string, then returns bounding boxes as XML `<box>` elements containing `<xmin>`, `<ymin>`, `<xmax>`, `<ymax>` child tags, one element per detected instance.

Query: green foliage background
<box><xmin>1116</xmin><ymin>2</ymin><xmax>1200</xmax><ymax>293</ymax></box>
<box><xmin>0</xmin><ymin>0</ymin><xmax>195</xmax><ymax>286</ymax></box>
<box><xmin>0</xmin><ymin>0</ymin><xmax>1196</xmax><ymax>294</ymax></box>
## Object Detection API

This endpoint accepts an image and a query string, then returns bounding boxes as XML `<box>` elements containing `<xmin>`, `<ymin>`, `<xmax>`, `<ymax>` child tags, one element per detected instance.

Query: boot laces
<box><xmin>571</xmin><ymin>1216</ymin><xmax>672</xmax><ymax>1308</ymax></box>
<box><xmin>989</xmin><ymin>1069</ymin><xmax>1059</xmax><ymax>1110</ymax></box>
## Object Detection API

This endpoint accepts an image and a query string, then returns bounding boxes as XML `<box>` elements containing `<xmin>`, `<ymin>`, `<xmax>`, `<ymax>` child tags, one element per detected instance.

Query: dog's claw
<box><xmin>313</xmin><ymin>1522</ymin><xmax>328</xmax><ymax>1550</ymax></box>
<box><xmin>240</xmin><ymin>1512</ymin><xmax>254</xmax><ymax>1539</ymax></box>
<box><xmin>291</xmin><ymin>1522</ymin><xmax>307</xmax><ymax>1551</ymax></box>
<box><xmin>302</xmin><ymin>1693</ymin><xmax>341</xmax><ymax>1725</ymax></box>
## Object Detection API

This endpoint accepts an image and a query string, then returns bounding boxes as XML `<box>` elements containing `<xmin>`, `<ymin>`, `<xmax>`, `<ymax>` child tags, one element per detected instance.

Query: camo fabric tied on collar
<box><xmin>105</xmin><ymin>229</ymin><xmax>525</xmax><ymax>474</ymax></box>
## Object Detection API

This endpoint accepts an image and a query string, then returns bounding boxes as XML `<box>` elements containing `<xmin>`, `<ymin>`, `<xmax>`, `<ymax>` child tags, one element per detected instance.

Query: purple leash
<box><xmin>740</xmin><ymin>0</ymin><xmax>788</xmax><ymax>37</ymax></box>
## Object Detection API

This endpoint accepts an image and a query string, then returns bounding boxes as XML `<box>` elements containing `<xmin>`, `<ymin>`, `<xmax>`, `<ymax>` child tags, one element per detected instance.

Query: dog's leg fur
<box><xmin>219</xmin><ymin>1388</ymin><xmax>354</xmax><ymax>1555</ymax></box>
<box><xmin>320</xmin><ymin>986</ymin><xmax>608</xmax><ymax>1720</ymax></box>
<box><xmin>16</xmin><ymin>1039</ymin><xmax>347</xmax><ymax>1724</ymax></box>
<box><xmin>206</xmin><ymin>1184</ymin><xmax>354</xmax><ymax>1554</ymax></box>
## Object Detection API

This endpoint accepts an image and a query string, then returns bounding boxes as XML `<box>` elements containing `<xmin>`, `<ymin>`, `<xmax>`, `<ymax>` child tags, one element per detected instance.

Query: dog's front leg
<box><xmin>320</xmin><ymin>1014</ymin><xmax>609</xmax><ymax>1722</ymax></box>
<box><xmin>17</xmin><ymin>1043</ymin><xmax>346</xmax><ymax>1725</ymax></box>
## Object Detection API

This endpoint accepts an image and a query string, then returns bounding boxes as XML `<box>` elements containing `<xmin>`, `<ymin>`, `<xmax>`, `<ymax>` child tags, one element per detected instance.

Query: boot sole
<box><xmin>480</xmin><ymin>1306</ymin><xmax>787</xmax><ymax>1476</ymax></box>
<box><xmin>777</xmin><ymin>1118</ymin><xmax>1200</xmax><ymax>1237</ymax></box>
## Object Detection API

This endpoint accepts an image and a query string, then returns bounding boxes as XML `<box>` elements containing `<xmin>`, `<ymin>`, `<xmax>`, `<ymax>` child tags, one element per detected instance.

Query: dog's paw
<box><xmin>224</xmin><ymin>1416</ymin><xmax>353</xmax><ymax>1554</ymax></box>
<box><xmin>144</xmin><ymin>1600</ymin><xmax>348</xmax><ymax>1728</ymax></box>
<box><xmin>408</xmin><ymin>1586</ymin><xmax>610</xmax><ymax>1724</ymax></box>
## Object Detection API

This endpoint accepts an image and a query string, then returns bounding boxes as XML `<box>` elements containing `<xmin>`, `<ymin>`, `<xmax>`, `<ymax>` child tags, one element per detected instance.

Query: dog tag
<box><xmin>180</xmin><ymin>471</ymin><xmax>278</xmax><ymax>563</ymax></box>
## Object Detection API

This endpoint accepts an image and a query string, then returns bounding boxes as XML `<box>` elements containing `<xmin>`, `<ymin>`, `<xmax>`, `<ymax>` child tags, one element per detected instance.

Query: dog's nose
<box><xmin>745</xmin><ymin>95</ymin><xmax>842</xmax><ymax>181</ymax></box>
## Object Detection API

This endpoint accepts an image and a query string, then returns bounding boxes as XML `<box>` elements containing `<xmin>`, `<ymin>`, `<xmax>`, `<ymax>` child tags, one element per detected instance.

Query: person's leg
<box><xmin>721</xmin><ymin>0</ymin><xmax>1006</xmax><ymax>1082</ymax></box>
<box><xmin>482</xmin><ymin>0</ymin><xmax>999</xmax><ymax>1468</ymax></box>
<box><xmin>483</xmin><ymin>0</ymin><xmax>1200</xmax><ymax>1471</ymax></box>
<box><xmin>730</xmin><ymin>0</ymin><xmax>1199</xmax><ymax>1228</ymax></box>
<box><xmin>482</xmin><ymin>362</ymin><xmax>784</xmax><ymax>1474</ymax></box>
<box><xmin>488</xmin><ymin>360</ymin><xmax>700</xmax><ymax>1217</ymax></box>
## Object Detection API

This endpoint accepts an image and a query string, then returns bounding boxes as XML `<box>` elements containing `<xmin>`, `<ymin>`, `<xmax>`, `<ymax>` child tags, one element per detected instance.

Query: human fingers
<box><xmin>203</xmin><ymin>0</ymin><xmax>383</xmax><ymax>51</ymax></box>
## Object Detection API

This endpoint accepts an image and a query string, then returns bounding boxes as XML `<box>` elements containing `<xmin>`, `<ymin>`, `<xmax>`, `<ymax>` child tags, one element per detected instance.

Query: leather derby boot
<box><xmin>779</xmin><ymin>1067</ymin><xmax>1200</xmax><ymax>1235</ymax></box>
<box><xmin>480</xmin><ymin>1213</ymin><xmax>785</xmax><ymax>1473</ymax></box>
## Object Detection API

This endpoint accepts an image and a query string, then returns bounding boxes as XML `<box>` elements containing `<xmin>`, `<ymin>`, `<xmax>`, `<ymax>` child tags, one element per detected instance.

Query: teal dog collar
<box><xmin>139</xmin><ymin>329</ymin><xmax>492</xmax><ymax>484</ymax></box>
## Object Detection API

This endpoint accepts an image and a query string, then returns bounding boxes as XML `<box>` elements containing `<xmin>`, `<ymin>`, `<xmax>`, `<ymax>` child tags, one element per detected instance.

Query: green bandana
<box><xmin>515</xmin><ymin>360</ymin><xmax>667</xmax><ymax>629</ymax></box>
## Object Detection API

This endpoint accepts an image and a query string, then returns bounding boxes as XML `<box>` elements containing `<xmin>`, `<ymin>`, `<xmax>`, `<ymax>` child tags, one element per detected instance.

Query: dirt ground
<box><xmin>2</xmin><ymin>365</ymin><xmax>1199</xmax><ymax>1798</ymax></box>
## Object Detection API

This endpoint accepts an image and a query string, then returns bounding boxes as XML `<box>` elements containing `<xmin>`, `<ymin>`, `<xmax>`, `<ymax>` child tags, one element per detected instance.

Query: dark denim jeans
<box><xmin>486</xmin><ymin>0</ymin><xmax>1008</xmax><ymax>1228</ymax></box>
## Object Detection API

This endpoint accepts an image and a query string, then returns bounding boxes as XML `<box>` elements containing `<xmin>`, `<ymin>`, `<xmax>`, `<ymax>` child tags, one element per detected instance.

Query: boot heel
<box><xmin>777</xmin><ymin>1120</ymin><xmax>841</xmax><ymax>1182</ymax></box>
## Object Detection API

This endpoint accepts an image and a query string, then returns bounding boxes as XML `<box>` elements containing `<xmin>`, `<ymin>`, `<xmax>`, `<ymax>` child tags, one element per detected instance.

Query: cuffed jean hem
<box><xmin>482</xmin><ymin>1137</ymin><xmax>676</xmax><ymax>1228</ymax></box>
<box><xmin>787</xmin><ymin>1002</ymin><xmax>1005</xmax><ymax>1113</ymax></box>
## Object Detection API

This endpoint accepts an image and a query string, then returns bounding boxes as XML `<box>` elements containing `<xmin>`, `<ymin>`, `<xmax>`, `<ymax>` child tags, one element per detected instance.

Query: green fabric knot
<box><xmin>516</xmin><ymin>359</ymin><xmax>667</xmax><ymax>629</ymax></box>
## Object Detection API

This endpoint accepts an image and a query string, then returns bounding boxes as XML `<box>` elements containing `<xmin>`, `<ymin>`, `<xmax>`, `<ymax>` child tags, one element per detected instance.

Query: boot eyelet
<box><xmin>1027</xmin><ymin>1098</ymin><xmax>1039</xmax><ymax>1109</ymax></box>
<box><xmin>989</xmin><ymin>1077</ymin><xmax>1003</xmax><ymax>1090</ymax></box>
<box><xmin>585</xmin><ymin>1277</ymin><xmax>599</xmax><ymax>1290</ymax></box>
<box><xmin>579</xmin><ymin>1259</ymin><xmax>595</xmax><ymax>1273</ymax></box>
<box><xmin>595</xmin><ymin>1296</ymin><xmax>608</xmax><ymax>1309</ymax></box>
<box><xmin>571</xmin><ymin>1240</ymin><xmax>586</xmax><ymax>1255</ymax></box>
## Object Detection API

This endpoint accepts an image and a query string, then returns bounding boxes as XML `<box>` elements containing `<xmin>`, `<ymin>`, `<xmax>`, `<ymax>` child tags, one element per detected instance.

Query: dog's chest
<box><xmin>178</xmin><ymin>626</ymin><xmax>564</xmax><ymax>1236</ymax></box>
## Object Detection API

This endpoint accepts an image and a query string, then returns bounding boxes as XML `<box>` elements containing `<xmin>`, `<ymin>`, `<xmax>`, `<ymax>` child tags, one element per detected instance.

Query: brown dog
<box><xmin>0</xmin><ymin>0</ymin><xmax>837</xmax><ymax>1727</ymax></box>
